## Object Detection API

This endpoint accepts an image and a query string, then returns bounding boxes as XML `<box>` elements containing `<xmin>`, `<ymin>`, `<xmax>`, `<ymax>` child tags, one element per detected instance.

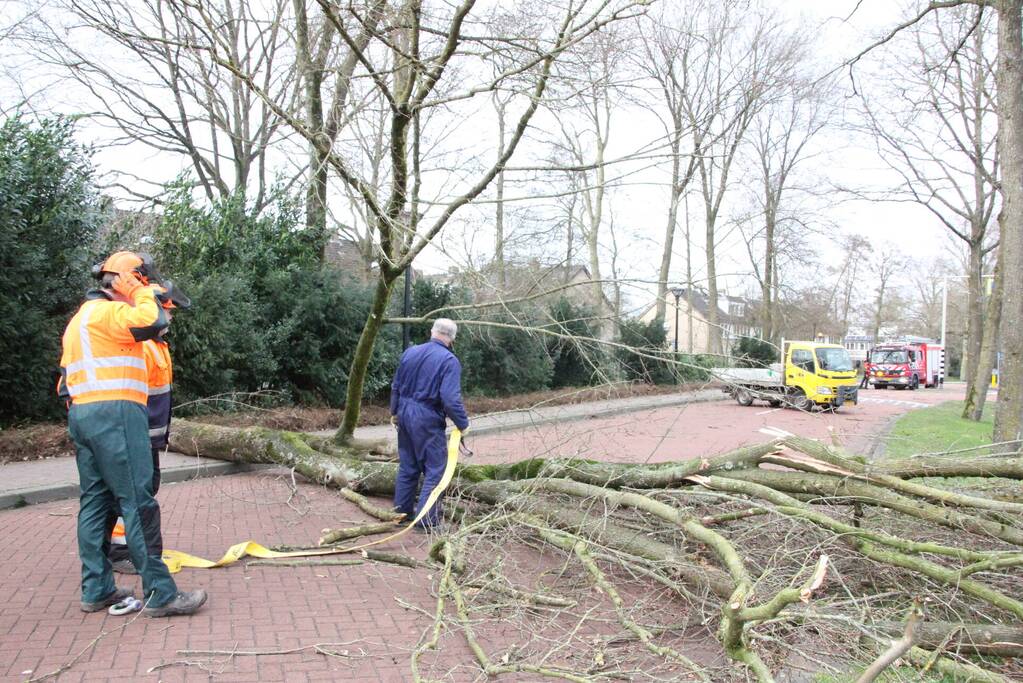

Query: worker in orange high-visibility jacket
<box><xmin>59</xmin><ymin>252</ymin><xmax>206</xmax><ymax>618</ymax></box>
<box><xmin>108</xmin><ymin>282</ymin><xmax>190</xmax><ymax>575</ymax></box>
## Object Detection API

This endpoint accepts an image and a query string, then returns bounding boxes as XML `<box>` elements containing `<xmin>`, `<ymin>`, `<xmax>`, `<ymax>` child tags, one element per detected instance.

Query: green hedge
<box><xmin>146</xmin><ymin>186</ymin><xmax>397</xmax><ymax>410</ymax></box>
<box><xmin>547</xmin><ymin>297</ymin><xmax>602</xmax><ymax>388</ymax></box>
<box><xmin>407</xmin><ymin>279</ymin><xmax>555</xmax><ymax>395</ymax></box>
<box><xmin>615</xmin><ymin>318</ymin><xmax>677</xmax><ymax>384</ymax></box>
<box><xmin>0</xmin><ymin>117</ymin><xmax>100</xmax><ymax>424</ymax></box>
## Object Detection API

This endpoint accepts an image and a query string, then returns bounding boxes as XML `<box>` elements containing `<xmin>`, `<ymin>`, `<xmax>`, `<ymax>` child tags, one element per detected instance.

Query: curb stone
<box><xmin>0</xmin><ymin>461</ymin><xmax>273</xmax><ymax>511</ymax></box>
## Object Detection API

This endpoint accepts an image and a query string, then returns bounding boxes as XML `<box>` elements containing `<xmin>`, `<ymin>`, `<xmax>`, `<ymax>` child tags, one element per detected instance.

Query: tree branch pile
<box><xmin>170</xmin><ymin>420</ymin><xmax>1023</xmax><ymax>682</ymax></box>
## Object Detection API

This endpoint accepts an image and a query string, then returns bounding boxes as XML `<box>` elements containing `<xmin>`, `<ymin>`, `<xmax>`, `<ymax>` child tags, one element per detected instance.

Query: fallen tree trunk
<box><xmin>171</xmin><ymin>420</ymin><xmax>777</xmax><ymax>492</ymax></box>
<box><xmin>168</xmin><ymin>419</ymin><xmax>1021</xmax><ymax>682</ymax></box>
<box><xmin>875</xmin><ymin>621</ymin><xmax>1023</xmax><ymax>658</ymax></box>
<box><xmin>170</xmin><ymin>420</ymin><xmax>397</xmax><ymax>494</ymax></box>
<box><xmin>717</xmin><ymin>469</ymin><xmax>1023</xmax><ymax>546</ymax></box>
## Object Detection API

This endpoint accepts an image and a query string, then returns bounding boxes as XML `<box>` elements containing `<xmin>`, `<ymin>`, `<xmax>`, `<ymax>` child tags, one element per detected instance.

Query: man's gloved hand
<box><xmin>112</xmin><ymin>272</ymin><xmax>144</xmax><ymax>298</ymax></box>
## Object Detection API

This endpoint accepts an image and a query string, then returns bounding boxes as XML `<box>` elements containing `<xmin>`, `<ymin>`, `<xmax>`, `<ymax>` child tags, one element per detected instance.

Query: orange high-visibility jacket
<box><xmin>143</xmin><ymin>339</ymin><xmax>173</xmax><ymax>447</ymax></box>
<box><xmin>59</xmin><ymin>288</ymin><xmax>168</xmax><ymax>405</ymax></box>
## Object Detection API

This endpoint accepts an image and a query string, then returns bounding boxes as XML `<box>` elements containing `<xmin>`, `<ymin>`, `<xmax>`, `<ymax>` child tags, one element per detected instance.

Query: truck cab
<box><xmin>783</xmin><ymin>341</ymin><xmax>859</xmax><ymax>409</ymax></box>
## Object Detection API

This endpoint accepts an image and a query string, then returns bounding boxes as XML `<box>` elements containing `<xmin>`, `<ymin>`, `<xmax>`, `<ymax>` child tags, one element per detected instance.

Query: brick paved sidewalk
<box><xmin>1</xmin><ymin>469</ymin><xmax>723</xmax><ymax>683</ymax></box>
<box><xmin>0</xmin><ymin>471</ymin><xmax>478</xmax><ymax>682</ymax></box>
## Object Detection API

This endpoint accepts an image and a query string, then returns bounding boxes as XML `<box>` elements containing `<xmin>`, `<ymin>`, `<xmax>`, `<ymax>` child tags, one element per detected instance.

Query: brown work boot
<box><xmin>81</xmin><ymin>586</ymin><xmax>135</xmax><ymax>613</ymax></box>
<box><xmin>143</xmin><ymin>589</ymin><xmax>208</xmax><ymax>618</ymax></box>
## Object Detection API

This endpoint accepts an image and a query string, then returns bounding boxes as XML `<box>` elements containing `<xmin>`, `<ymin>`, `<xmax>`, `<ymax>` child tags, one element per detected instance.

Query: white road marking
<box><xmin>759</xmin><ymin>426</ymin><xmax>795</xmax><ymax>438</ymax></box>
<box><xmin>859</xmin><ymin>396</ymin><xmax>929</xmax><ymax>409</ymax></box>
<box><xmin>756</xmin><ymin>408</ymin><xmax>782</xmax><ymax>416</ymax></box>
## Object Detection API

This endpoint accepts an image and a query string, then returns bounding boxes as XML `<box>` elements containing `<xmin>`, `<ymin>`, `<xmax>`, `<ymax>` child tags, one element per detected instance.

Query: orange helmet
<box><xmin>91</xmin><ymin>251</ymin><xmax>159</xmax><ymax>285</ymax></box>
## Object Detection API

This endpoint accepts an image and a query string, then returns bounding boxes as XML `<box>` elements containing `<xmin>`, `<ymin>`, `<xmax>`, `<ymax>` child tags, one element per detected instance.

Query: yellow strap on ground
<box><xmin>161</xmin><ymin>428</ymin><xmax>463</xmax><ymax>573</ymax></box>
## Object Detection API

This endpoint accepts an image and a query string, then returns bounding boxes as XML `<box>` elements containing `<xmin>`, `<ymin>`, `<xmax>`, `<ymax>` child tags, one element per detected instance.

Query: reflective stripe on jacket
<box><xmin>59</xmin><ymin>288</ymin><xmax>167</xmax><ymax>406</ymax></box>
<box><xmin>144</xmin><ymin>339</ymin><xmax>173</xmax><ymax>448</ymax></box>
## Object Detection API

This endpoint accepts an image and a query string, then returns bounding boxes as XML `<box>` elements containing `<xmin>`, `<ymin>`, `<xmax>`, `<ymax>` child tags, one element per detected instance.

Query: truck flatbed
<box><xmin>711</xmin><ymin>364</ymin><xmax>784</xmax><ymax>387</ymax></box>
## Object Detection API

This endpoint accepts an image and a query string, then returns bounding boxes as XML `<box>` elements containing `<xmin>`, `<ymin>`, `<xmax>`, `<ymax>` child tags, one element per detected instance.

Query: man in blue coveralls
<box><xmin>390</xmin><ymin>318</ymin><xmax>470</xmax><ymax>532</ymax></box>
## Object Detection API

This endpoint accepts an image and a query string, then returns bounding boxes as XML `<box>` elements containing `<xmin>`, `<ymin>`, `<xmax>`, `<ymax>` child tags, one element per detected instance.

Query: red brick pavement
<box><xmin>1</xmin><ymin>472</ymin><xmax>712</xmax><ymax>683</ymax></box>
<box><xmin>0</xmin><ymin>387</ymin><xmax>970</xmax><ymax>682</ymax></box>
<box><xmin>0</xmin><ymin>472</ymin><xmax>481</xmax><ymax>682</ymax></box>
<box><xmin>469</xmin><ymin>384</ymin><xmax>969</xmax><ymax>465</ymax></box>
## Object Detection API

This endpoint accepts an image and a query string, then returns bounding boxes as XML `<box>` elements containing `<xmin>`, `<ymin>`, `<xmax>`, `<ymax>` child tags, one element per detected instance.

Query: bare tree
<box><xmin>990</xmin><ymin>0</ymin><xmax>1023</xmax><ymax>446</ymax></box>
<box><xmin>746</xmin><ymin>75</ymin><xmax>832</xmax><ymax>344</ymax></box>
<box><xmin>965</xmin><ymin>246</ymin><xmax>1002</xmax><ymax>419</ymax></box>
<box><xmin>906</xmin><ymin>257</ymin><xmax>955</xmax><ymax>340</ymax></box>
<box><xmin>293</xmin><ymin>0</ymin><xmax>386</xmax><ymax>257</ymax></box>
<box><xmin>857</xmin><ymin>5</ymin><xmax>999</xmax><ymax>405</ymax></box>
<box><xmin>492</xmin><ymin>88</ymin><xmax>510</xmax><ymax>289</ymax></box>
<box><xmin>868</xmin><ymin>247</ymin><xmax>905</xmax><ymax>342</ymax></box>
<box><xmin>632</xmin><ymin>6</ymin><xmax>701</xmax><ymax>322</ymax></box>
<box><xmin>830</xmin><ymin>235</ymin><xmax>872</xmax><ymax>337</ymax></box>
<box><xmin>17</xmin><ymin>0</ymin><xmax>297</xmax><ymax>207</ymax></box>
<box><xmin>546</xmin><ymin>26</ymin><xmax>629</xmax><ymax>325</ymax></box>
<box><xmin>184</xmin><ymin>0</ymin><xmax>645</xmax><ymax>442</ymax></box>
<box><xmin>486</xmin><ymin>12</ymin><xmax>534</xmax><ymax>290</ymax></box>
<box><xmin>0</xmin><ymin>3</ymin><xmax>49</xmax><ymax>114</ymax></box>
<box><xmin>682</xmin><ymin>2</ymin><xmax>798</xmax><ymax>354</ymax></box>
<box><xmin>845</xmin><ymin>0</ymin><xmax>1023</xmax><ymax>446</ymax></box>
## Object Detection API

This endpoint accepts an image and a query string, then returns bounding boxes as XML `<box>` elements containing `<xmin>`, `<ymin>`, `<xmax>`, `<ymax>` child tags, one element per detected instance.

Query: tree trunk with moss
<box><xmin>335</xmin><ymin>275</ymin><xmax>397</xmax><ymax>443</ymax></box>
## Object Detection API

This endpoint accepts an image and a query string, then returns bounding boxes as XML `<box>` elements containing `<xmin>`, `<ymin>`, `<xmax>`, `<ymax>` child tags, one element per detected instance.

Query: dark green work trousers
<box><xmin>69</xmin><ymin>401</ymin><xmax>177</xmax><ymax>607</ymax></box>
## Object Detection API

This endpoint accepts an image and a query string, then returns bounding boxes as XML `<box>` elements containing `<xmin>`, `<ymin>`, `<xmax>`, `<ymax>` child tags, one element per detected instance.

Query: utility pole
<box><xmin>940</xmin><ymin>276</ymin><xmax>948</xmax><ymax>350</ymax></box>
<box><xmin>940</xmin><ymin>273</ymin><xmax>994</xmax><ymax>381</ymax></box>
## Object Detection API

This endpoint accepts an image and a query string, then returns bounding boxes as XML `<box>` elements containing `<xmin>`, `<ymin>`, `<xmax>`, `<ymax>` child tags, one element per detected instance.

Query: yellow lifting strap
<box><xmin>161</xmin><ymin>428</ymin><xmax>463</xmax><ymax>574</ymax></box>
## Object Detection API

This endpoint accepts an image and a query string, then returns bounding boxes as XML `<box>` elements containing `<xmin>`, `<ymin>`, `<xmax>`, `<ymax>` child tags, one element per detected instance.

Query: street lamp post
<box><xmin>670</xmin><ymin>287</ymin><xmax>684</xmax><ymax>353</ymax></box>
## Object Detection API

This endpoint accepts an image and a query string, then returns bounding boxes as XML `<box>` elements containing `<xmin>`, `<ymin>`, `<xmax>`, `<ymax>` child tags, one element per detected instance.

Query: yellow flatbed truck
<box><xmin>712</xmin><ymin>341</ymin><xmax>859</xmax><ymax>411</ymax></box>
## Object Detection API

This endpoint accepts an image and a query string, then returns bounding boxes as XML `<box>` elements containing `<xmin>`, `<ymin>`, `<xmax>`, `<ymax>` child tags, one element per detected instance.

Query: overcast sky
<box><xmin>1</xmin><ymin>0</ymin><xmax>978</xmax><ymax>314</ymax></box>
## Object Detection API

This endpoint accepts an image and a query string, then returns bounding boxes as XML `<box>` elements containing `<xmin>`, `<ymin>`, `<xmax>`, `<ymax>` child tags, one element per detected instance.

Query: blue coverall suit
<box><xmin>390</xmin><ymin>339</ymin><xmax>469</xmax><ymax>528</ymax></box>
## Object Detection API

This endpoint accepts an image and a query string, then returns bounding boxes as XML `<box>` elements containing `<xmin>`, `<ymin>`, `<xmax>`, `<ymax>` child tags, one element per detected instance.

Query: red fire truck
<box><xmin>865</xmin><ymin>338</ymin><xmax>944</xmax><ymax>390</ymax></box>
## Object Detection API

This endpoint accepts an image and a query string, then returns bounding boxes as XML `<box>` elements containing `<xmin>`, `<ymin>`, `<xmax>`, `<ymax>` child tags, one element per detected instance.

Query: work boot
<box><xmin>143</xmin><ymin>589</ymin><xmax>208</xmax><ymax>618</ymax></box>
<box><xmin>81</xmin><ymin>586</ymin><xmax>135</xmax><ymax>613</ymax></box>
<box><xmin>111</xmin><ymin>559</ymin><xmax>138</xmax><ymax>575</ymax></box>
<box><xmin>413</xmin><ymin>523</ymin><xmax>447</xmax><ymax>535</ymax></box>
